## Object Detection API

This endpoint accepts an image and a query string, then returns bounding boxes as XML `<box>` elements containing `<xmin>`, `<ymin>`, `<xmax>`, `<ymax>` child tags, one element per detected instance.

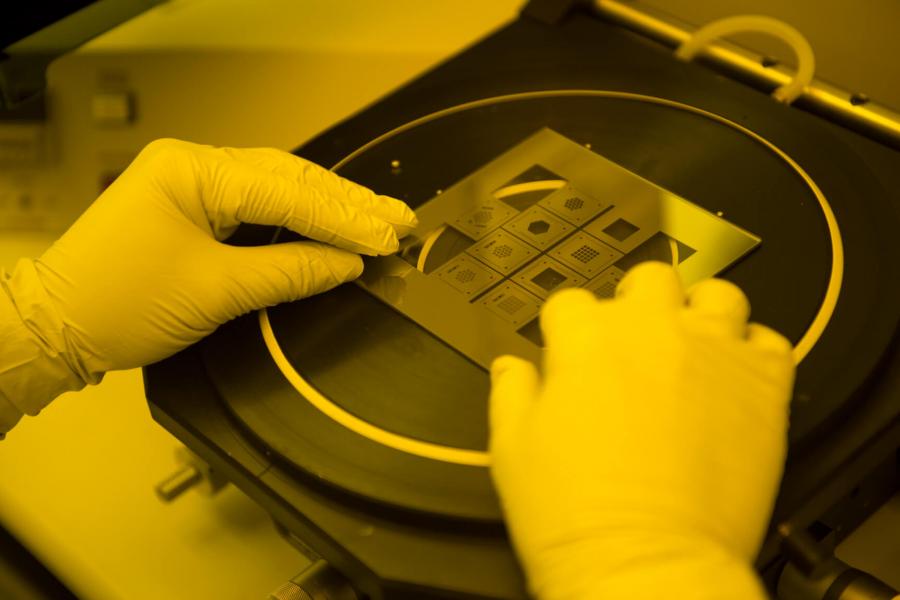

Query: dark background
<box><xmin>1</xmin><ymin>2</ymin><xmax>96</xmax><ymax>49</ymax></box>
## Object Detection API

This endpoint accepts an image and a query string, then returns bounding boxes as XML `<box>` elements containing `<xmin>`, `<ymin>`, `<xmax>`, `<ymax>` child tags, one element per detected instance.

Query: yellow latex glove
<box><xmin>0</xmin><ymin>139</ymin><xmax>416</xmax><ymax>433</ymax></box>
<box><xmin>489</xmin><ymin>262</ymin><xmax>795</xmax><ymax>600</ymax></box>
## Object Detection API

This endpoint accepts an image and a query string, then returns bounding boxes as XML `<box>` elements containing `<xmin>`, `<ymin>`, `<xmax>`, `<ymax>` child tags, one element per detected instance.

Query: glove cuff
<box><xmin>525</xmin><ymin>535</ymin><xmax>767</xmax><ymax>600</ymax></box>
<box><xmin>0</xmin><ymin>258</ymin><xmax>100</xmax><ymax>435</ymax></box>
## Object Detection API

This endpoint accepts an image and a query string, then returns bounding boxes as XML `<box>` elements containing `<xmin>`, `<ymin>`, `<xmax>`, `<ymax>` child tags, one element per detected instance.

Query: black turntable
<box><xmin>145</xmin><ymin>2</ymin><xmax>900</xmax><ymax>598</ymax></box>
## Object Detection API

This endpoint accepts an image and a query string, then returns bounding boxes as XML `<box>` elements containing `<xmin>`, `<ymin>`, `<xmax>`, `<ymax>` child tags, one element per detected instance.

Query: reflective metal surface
<box><xmin>357</xmin><ymin>128</ymin><xmax>760</xmax><ymax>368</ymax></box>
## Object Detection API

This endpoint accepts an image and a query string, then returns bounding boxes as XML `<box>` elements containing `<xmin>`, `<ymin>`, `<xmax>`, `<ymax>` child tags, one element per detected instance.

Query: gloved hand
<box><xmin>489</xmin><ymin>262</ymin><xmax>795</xmax><ymax>600</ymax></box>
<box><xmin>0</xmin><ymin>139</ymin><xmax>416</xmax><ymax>428</ymax></box>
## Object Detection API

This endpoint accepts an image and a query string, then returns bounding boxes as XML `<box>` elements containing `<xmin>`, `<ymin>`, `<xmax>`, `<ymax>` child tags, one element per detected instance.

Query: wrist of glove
<box><xmin>525</xmin><ymin>534</ymin><xmax>765</xmax><ymax>600</ymax></box>
<box><xmin>0</xmin><ymin>259</ymin><xmax>97</xmax><ymax>431</ymax></box>
<box><xmin>489</xmin><ymin>262</ymin><xmax>795</xmax><ymax>600</ymax></box>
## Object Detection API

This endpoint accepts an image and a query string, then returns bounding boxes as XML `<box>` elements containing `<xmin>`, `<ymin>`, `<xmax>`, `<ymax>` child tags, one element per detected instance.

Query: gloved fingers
<box><xmin>217</xmin><ymin>241</ymin><xmax>364</xmax><ymax>318</ymax></box>
<box><xmin>540</xmin><ymin>288</ymin><xmax>598</xmax><ymax>347</ymax></box>
<box><xmin>685</xmin><ymin>278</ymin><xmax>751</xmax><ymax>338</ymax></box>
<box><xmin>207</xmin><ymin>159</ymin><xmax>400</xmax><ymax>255</ymax></box>
<box><xmin>219</xmin><ymin>147</ymin><xmax>418</xmax><ymax>238</ymax></box>
<box><xmin>489</xmin><ymin>354</ymin><xmax>540</xmax><ymax>445</ymax></box>
<box><xmin>746</xmin><ymin>322</ymin><xmax>794</xmax><ymax>359</ymax></box>
<box><xmin>616</xmin><ymin>261</ymin><xmax>685</xmax><ymax>308</ymax></box>
<box><xmin>746</xmin><ymin>323</ymin><xmax>796</xmax><ymax>426</ymax></box>
<box><xmin>539</xmin><ymin>288</ymin><xmax>599</xmax><ymax>374</ymax></box>
<box><xmin>132</xmin><ymin>137</ymin><xmax>209</xmax><ymax>167</ymax></box>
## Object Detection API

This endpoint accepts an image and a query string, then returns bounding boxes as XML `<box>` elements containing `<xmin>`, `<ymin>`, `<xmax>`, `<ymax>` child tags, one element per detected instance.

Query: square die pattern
<box><xmin>480</xmin><ymin>282</ymin><xmax>542</xmax><ymax>326</ymax></box>
<box><xmin>550</xmin><ymin>232</ymin><xmax>622</xmax><ymax>277</ymax></box>
<box><xmin>468</xmin><ymin>229</ymin><xmax>536</xmax><ymax>273</ymax></box>
<box><xmin>539</xmin><ymin>186</ymin><xmax>611</xmax><ymax>225</ymax></box>
<box><xmin>504</xmin><ymin>205</ymin><xmax>572</xmax><ymax>249</ymax></box>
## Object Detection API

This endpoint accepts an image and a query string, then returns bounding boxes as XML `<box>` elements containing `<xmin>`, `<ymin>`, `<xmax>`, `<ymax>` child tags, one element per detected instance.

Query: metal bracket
<box><xmin>154</xmin><ymin>446</ymin><xmax>228</xmax><ymax>502</ymax></box>
<box><xmin>591</xmin><ymin>0</ymin><xmax>900</xmax><ymax>150</ymax></box>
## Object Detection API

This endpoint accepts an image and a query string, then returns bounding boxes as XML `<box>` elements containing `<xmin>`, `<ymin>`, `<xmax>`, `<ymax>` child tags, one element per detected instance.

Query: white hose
<box><xmin>674</xmin><ymin>15</ymin><xmax>816</xmax><ymax>105</ymax></box>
